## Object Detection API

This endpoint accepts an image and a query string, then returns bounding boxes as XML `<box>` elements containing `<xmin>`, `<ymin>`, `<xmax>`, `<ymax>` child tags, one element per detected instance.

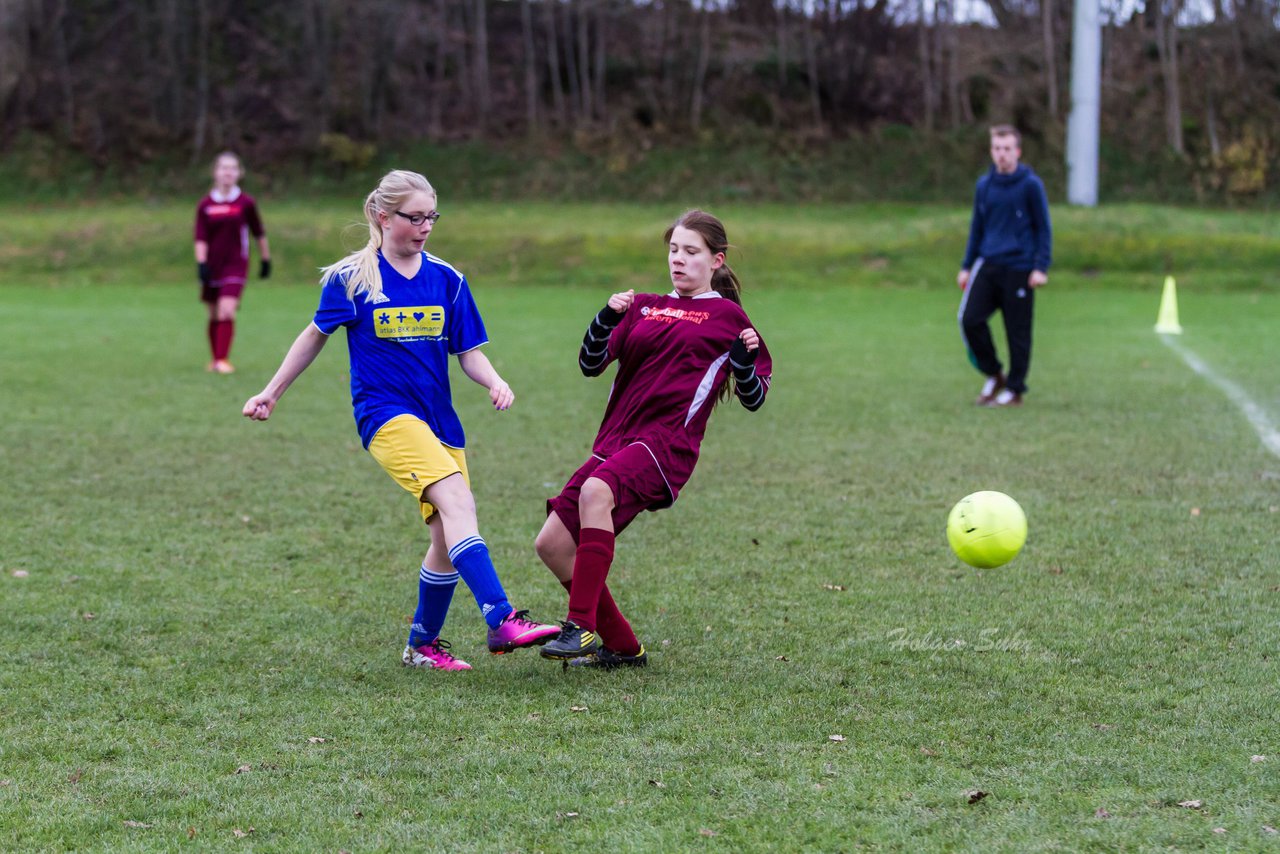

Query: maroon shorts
<box><xmin>547</xmin><ymin>443</ymin><xmax>674</xmax><ymax>544</ymax></box>
<box><xmin>201</xmin><ymin>277</ymin><xmax>246</xmax><ymax>303</ymax></box>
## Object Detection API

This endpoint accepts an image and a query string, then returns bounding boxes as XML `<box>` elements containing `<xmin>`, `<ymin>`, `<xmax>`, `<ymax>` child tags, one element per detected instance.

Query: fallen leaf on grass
<box><xmin>649</xmin><ymin>780</ymin><xmax>665</xmax><ymax>788</ymax></box>
<box><xmin>1190</xmin><ymin>507</ymin><xmax>1201</xmax><ymax>516</ymax></box>
<box><xmin>0</xmin><ymin>780</ymin><xmax>10</xmax><ymax>787</ymax></box>
<box><xmin>234</xmin><ymin>764</ymin><xmax>252</xmax><ymax>774</ymax></box>
<box><xmin>122</xmin><ymin>820</ymin><xmax>153</xmax><ymax>828</ymax></box>
<box><xmin>570</xmin><ymin>706</ymin><xmax>588</xmax><ymax>713</ymax></box>
<box><xmin>1091</xmin><ymin>723</ymin><xmax>1115</xmax><ymax>731</ymax></box>
<box><xmin>67</xmin><ymin>770</ymin><xmax>83</xmax><ymax>784</ymax></box>
<box><xmin>775</xmin><ymin>655</ymin><xmax>790</xmax><ymax>662</ymax></box>
<box><xmin>1213</xmin><ymin>828</ymin><xmax>1226</xmax><ymax>834</ymax></box>
<box><xmin>699</xmin><ymin>828</ymin><xmax>718</xmax><ymax>837</ymax></box>
<box><xmin>11</xmin><ymin>570</ymin><xmax>28</xmax><ymax>578</ymax></box>
<box><xmin>822</xmin><ymin>584</ymin><xmax>847</xmax><ymax>591</ymax></box>
<box><xmin>966</xmin><ymin>789</ymin><xmax>988</xmax><ymax>804</ymax></box>
<box><xmin>1177</xmin><ymin>799</ymin><xmax>1203</xmax><ymax>809</ymax></box>
<box><xmin>1251</xmin><ymin>755</ymin><xmax>1266</xmax><ymax>763</ymax></box>
<box><xmin>828</xmin><ymin>735</ymin><xmax>846</xmax><ymax>742</ymax></box>
<box><xmin>232</xmin><ymin>827</ymin><xmax>254</xmax><ymax>838</ymax></box>
<box><xmin>527</xmin><ymin>712</ymin><xmax>542</xmax><ymax>720</ymax></box>
<box><xmin>556</xmin><ymin>812</ymin><xmax>580</xmax><ymax>820</ymax></box>
<box><xmin>1094</xmin><ymin>808</ymin><xmax>1111</xmax><ymax>819</ymax></box>
<box><xmin>1264</xmin><ymin>825</ymin><xmax>1277</xmax><ymax>834</ymax></box>
<box><xmin>919</xmin><ymin>746</ymin><xmax>938</xmax><ymax>756</ymax></box>
<box><xmin>661</xmin><ymin>639</ymin><xmax>671</xmax><ymax>647</ymax></box>
<box><xmin>353</xmin><ymin>809</ymin><xmax>363</xmax><ymax>818</ymax></box>
<box><xmin>82</xmin><ymin>612</ymin><xmax>95</xmax><ymax>620</ymax></box>
<box><xmin>307</xmin><ymin>737</ymin><xmax>327</xmax><ymax>744</ymax></box>
<box><xmin>187</xmin><ymin>827</ymin><xmax>196</xmax><ymax>839</ymax></box>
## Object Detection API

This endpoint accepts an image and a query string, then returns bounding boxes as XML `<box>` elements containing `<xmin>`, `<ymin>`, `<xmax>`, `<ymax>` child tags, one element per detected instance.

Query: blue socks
<box><xmin>448</xmin><ymin>535</ymin><xmax>513</xmax><ymax>629</ymax></box>
<box><xmin>408</xmin><ymin>565</ymin><xmax>459</xmax><ymax>648</ymax></box>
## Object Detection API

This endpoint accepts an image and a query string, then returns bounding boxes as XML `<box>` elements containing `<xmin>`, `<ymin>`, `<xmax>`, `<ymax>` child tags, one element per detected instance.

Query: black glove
<box><xmin>197</xmin><ymin>262</ymin><xmax>212</xmax><ymax>287</ymax></box>
<box><xmin>598</xmin><ymin>304</ymin><xmax>624</xmax><ymax>326</ymax></box>
<box><xmin>260</xmin><ymin>259</ymin><xmax>272</xmax><ymax>279</ymax></box>
<box><xmin>729</xmin><ymin>336</ymin><xmax>757</xmax><ymax>368</ymax></box>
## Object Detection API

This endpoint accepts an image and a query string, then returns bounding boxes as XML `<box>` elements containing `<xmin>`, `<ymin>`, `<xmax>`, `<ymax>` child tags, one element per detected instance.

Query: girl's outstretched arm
<box><xmin>242</xmin><ymin>323</ymin><xmax>330</xmax><ymax>420</ymax></box>
<box><xmin>457</xmin><ymin>348</ymin><xmax>514</xmax><ymax>411</ymax></box>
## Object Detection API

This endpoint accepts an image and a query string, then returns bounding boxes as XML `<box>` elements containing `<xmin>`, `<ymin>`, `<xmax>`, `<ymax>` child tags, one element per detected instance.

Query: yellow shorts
<box><xmin>367</xmin><ymin>414</ymin><xmax>470</xmax><ymax>522</ymax></box>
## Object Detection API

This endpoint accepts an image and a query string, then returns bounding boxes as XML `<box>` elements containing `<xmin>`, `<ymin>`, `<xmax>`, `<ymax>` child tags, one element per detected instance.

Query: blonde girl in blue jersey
<box><xmin>242</xmin><ymin>170</ymin><xmax>558</xmax><ymax>670</ymax></box>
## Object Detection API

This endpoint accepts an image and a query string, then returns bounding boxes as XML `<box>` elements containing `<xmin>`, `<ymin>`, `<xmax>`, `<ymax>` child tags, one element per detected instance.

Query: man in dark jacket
<box><xmin>957</xmin><ymin>125</ymin><xmax>1052</xmax><ymax>407</ymax></box>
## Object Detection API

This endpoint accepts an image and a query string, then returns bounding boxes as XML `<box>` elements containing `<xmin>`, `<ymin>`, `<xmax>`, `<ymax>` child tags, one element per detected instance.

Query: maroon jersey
<box><xmin>194</xmin><ymin>188</ymin><xmax>264</xmax><ymax>286</ymax></box>
<box><xmin>593</xmin><ymin>291</ymin><xmax>772</xmax><ymax>502</ymax></box>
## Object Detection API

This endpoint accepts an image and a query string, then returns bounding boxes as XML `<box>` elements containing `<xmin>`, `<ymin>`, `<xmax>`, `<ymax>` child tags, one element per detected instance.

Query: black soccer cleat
<box><xmin>562</xmin><ymin>645</ymin><xmax>649</xmax><ymax>671</ymax></box>
<box><xmin>539</xmin><ymin>620</ymin><xmax>601</xmax><ymax>660</ymax></box>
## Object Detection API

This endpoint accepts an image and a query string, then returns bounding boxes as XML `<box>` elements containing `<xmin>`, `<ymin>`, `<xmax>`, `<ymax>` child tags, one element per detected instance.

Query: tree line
<box><xmin>1</xmin><ymin>0</ymin><xmax>1278</xmax><ymax>196</ymax></box>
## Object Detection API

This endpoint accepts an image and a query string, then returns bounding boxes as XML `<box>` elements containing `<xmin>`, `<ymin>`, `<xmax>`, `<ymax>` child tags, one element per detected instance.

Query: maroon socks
<box><xmin>562</xmin><ymin>527</ymin><xmax>641</xmax><ymax>656</ymax></box>
<box><xmin>209</xmin><ymin>319</ymin><xmax>235</xmax><ymax>361</ymax></box>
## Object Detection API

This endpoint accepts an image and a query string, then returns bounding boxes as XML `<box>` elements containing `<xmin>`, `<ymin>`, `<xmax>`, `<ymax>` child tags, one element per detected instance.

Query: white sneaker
<box><xmin>975</xmin><ymin>374</ymin><xmax>1005</xmax><ymax>406</ymax></box>
<box><xmin>989</xmin><ymin>389</ymin><xmax>1023</xmax><ymax>407</ymax></box>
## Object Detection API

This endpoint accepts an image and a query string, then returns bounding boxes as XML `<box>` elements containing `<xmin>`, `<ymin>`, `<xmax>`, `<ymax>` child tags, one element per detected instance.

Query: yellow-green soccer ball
<box><xmin>947</xmin><ymin>491</ymin><xmax>1027</xmax><ymax>568</ymax></box>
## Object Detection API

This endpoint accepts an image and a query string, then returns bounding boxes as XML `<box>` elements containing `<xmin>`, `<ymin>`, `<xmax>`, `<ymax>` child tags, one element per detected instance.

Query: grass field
<box><xmin>2</xmin><ymin>200</ymin><xmax>1279</xmax><ymax>852</ymax></box>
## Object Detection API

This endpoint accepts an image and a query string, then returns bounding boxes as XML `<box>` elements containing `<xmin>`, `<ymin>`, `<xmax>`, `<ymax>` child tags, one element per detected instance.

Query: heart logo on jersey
<box><xmin>413</xmin><ymin>311</ymin><xmax>425</xmax><ymax>321</ymax></box>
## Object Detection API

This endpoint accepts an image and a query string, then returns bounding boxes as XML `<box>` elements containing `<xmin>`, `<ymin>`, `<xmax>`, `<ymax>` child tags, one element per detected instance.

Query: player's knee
<box><xmin>534</xmin><ymin>528</ymin><xmax>561</xmax><ymax>565</ymax></box>
<box><xmin>580</xmin><ymin>477</ymin><xmax>616</xmax><ymax>513</ymax></box>
<box><xmin>425</xmin><ymin>473</ymin><xmax>475</xmax><ymax>519</ymax></box>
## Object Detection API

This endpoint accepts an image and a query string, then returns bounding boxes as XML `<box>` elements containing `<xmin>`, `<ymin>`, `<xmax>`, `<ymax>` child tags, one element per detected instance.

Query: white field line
<box><xmin>1160</xmin><ymin>334</ymin><xmax>1280</xmax><ymax>459</ymax></box>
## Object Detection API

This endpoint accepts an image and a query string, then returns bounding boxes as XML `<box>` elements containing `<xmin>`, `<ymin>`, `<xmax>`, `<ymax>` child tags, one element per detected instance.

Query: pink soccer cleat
<box><xmin>402</xmin><ymin>639</ymin><xmax>472</xmax><ymax>671</ymax></box>
<box><xmin>487</xmin><ymin>609</ymin><xmax>561</xmax><ymax>654</ymax></box>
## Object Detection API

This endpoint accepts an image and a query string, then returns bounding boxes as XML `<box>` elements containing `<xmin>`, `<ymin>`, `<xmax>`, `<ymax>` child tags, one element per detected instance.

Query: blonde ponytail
<box><xmin>320</xmin><ymin>170</ymin><xmax>436</xmax><ymax>301</ymax></box>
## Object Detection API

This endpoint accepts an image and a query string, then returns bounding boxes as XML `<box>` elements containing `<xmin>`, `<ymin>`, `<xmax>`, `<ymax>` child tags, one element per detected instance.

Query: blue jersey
<box><xmin>961</xmin><ymin>163</ymin><xmax>1052</xmax><ymax>273</ymax></box>
<box><xmin>313</xmin><ymin>251</ymin><xmax>488</xmax><ymax>449</ymax></box>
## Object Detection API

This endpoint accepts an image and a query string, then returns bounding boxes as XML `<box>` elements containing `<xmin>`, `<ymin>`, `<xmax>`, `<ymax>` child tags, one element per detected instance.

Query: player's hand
<box><xmin>198</xmin><ymin>262</ymin><xmax>212</xmax><ymax>287</ymax></box>
<box><xmin>260</xmin><ymin>259</ymin><xmax>272</xmax><ymax>279</ymax></box>
<box><xmin>957</xmin><ymin>269</ymin><xmax>970</xmax><ymax>290</ymax></box>
<box><xmin>730</xmin><ymin>328</ymin><xmax>760</xmax><ymax>366</ymax></box>
<box><xmin>607</xmin><ymin>289</ymin><xmax>635</xmax><ymax>314</ymax></box>
<box><xmin>243</xmin><ymin>393</ymin><xmax>276</xmax><ymax>421</ymax></box>
<box><xmin>489</xmin><ymin>380</ymin><xmax>514</xmax><ymax>411</ymax></box>
<box><xmin>1028</xmin><ymin>270</ymin><xmax>1048</xmax><ymax>288</ymax></box>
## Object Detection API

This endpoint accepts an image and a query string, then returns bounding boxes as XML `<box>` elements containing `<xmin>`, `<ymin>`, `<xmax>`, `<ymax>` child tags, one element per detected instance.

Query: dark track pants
<box><xmin>958</xmin><ymin>262</ymin><xmax>1035</xmax><ymax>395</ymax></box>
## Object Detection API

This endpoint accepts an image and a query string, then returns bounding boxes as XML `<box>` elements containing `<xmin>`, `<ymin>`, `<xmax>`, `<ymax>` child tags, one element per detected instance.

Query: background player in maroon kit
<box><xmin>536</xmin><ymin>209</ymin><xmax>772</xmax><ymax>668</ymax></box>
<box><xmin>194</xmin><ymin>151</ymin><xmax>271</xmax><ymax>374</ymax></box>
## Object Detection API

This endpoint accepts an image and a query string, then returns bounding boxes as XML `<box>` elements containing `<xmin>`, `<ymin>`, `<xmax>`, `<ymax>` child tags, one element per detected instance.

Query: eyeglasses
<box><xmin>395</xmin><ymin>210</ymin><xmax>441</xmax><ymax>226</ymax></box>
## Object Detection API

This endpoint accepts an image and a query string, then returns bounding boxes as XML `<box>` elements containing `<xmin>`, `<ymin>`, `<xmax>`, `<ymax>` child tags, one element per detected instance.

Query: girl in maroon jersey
<box><xmin>536</xmin><ymin>209</ymin><xmax>772</xmax><ymax>668</ymax></box>
<box><xmin>194</xmin><ymin>151</ymin><xmax>271</xmax><ymax>374</ymax></box>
